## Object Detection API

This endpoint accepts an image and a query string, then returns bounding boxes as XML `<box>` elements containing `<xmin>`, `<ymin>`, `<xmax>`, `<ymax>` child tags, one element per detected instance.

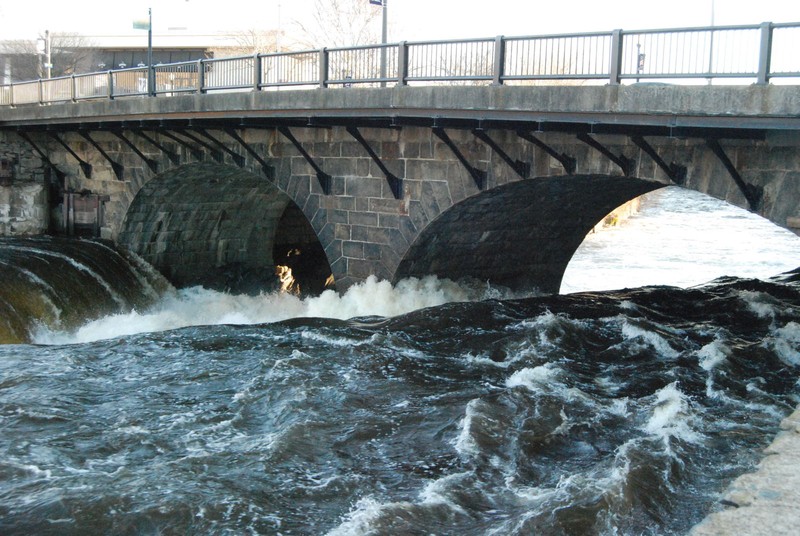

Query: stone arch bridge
<box><xmin>1</xmin><ymin>85</ymin><xmax>798</xmax><ymax>294</ymax></box>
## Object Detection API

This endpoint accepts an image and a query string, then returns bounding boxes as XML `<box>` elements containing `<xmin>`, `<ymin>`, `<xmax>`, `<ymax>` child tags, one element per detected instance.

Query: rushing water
<box><xmin>1</xmin><ymin>186</ymin><xmax>800</xmax><ymax>535</ymax></box>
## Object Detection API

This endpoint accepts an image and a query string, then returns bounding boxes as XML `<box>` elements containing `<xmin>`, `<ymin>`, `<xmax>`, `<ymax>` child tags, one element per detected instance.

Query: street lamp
<box><xmin>133</xmin><ymin>8</ymin><xmax>154</xmax><ymax>95</ymax></box>
<box><xmin>369</xmin><ymin>0</ymin><xmax>388</xmax><ymax>85</ymax></box>
<box><xmin>36</xmin><ymin>30</ymin><xmax>52</xmax><ymax>79</ymax></box>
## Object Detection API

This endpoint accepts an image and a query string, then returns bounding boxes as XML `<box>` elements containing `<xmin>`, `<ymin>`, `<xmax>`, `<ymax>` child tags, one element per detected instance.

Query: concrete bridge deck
<box><xmin>2</xmin><ymin>84</ymin><xmax>799</xmax><ymax>135</ymax></box>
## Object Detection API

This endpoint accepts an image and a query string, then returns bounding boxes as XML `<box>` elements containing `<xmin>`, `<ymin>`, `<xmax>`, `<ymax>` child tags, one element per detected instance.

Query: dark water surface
<box><xmin>2</xmin><ymin>188</ymin><xmax>800</xmax><ymax>534</ymax></box>
<box><xmin>2</xmin><ymin>269</ymin><xmax>799</xmax><ymax>534</ymax></box>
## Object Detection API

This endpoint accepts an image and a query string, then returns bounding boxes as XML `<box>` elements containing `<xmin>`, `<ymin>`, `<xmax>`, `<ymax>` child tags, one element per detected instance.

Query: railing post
<box><xmin>148</xmin><ymin>65</ymin><xmax>155</xmax><ymax>96</ymax></box>
<box><xmin>397</xmin><ymin>41</ymin><xmax>408</xmax><ymax>86</ymax></box>
<box><xmin>493</xmin><ymin>35</ymin><xmax>506</xmax><ymax>85</ymax></box>
<box><xmin>756</xmin><ymin>21</ymin><xmax>773</xmax><ymax>85</ymax></box>
<box><xmin>318</xmin><ymin>48</ymin><xmax>329</xmax><ymax>88</ymax></box>
<box><xmin>609</xmin><ymin>29</ymin><xmax>623</xmax><ymax>85</ymax></box>
<box><xmin>37</xmin><ymin>79</ymin><xmax>43</xmax><ymax>105</ymax></box>
<box><xmin>71</xmin><ymin>74</ymin><xmax>76</xmax><ymax>102</ymax></box>
<box><xmin>107</xmin><ymin>71</ymin><xmax>114</xmax><ymax>100</ymax></box>
<box><xmin>253</xmin><ymin>52</ymin><xmax>262</xmax><ymax>91</ymax></box>
<box><xmin>197</xmin><ymin>59</ymin><xmax>205</xmax><ymax>93</ymax></box>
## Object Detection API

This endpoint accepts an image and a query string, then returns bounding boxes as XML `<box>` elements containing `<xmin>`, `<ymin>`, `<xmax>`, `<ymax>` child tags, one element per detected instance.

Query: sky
<box><xmin>0</xmin><ymin>0</ymin><xmax>797</xmax><ymax>46</ymax></box>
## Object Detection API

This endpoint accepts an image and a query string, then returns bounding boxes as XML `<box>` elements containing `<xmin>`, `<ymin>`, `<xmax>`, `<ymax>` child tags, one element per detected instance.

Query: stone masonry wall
<box><xmin>6</xmin><ymin>123</ymin><xmax>799</xmax><ymax>292</ymax></box>
<box><xmin>0</xmin><ymin>132</ymin><xmax>51</xmax><ymax>236</ymax></box>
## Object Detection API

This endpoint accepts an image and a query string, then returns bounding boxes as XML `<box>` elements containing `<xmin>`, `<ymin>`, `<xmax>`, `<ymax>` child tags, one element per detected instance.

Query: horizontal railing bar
<box><xmin>406</xmin><ymin>75</ymin><xmax>494</xmax><ymax>81</ymax></box>
<box><xmin>501</xmin><ymin>74</ymin><xmax>609</xmax><ymax>80</ymax></box>
<box><xmin>503</xmin><ymin>31</ymin><xmax>613</xmax><ymax>41</ymax></box>
<box><xmin>403</xmin><ymin>37</ymin><xmax>497</xmax><ymax>47</ymax></box>
<box><xmin>325</xmin><ymin>43</ymin><xmax>398</xmax><ymax>53</ymax></box>
<box><xmin>1</xmin><ymin>21</ymin><xmax>798</xmax><ymax>107</ymax></box>
<box><xmin>619</xmin><ymin>72</ymin><xmax>759</xmax><ymax>79</ymax></box>
<box><xmin>620</xmin><ymin>23</ymin><xmax>765</xmax><ymax>35</ymax></box>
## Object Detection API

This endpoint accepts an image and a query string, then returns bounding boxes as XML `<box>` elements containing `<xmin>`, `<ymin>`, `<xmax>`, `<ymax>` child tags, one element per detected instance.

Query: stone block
<box><xmin>351</xmin><ymin>224</ymin><xmax>391</xmax><ymax>245</ymax></box>
<box><xmin>378</xmin><ymin>213</ymin><xmax>400</xmax><ymax>229</ymax></box>
<box><xmin>381</xmin><ymin>142</ymin><xmax>400</xmax><ymax>160</ymax></box>
<box><xmin>340</xmin><ymin>141</ymin><xmax>363</xmax><ymax>158</ymax></box>
<box><xmin>328</xmin><ymin>209</ymin><xmax>349</xmax><ymax>224</ymax></box>
<box><xmin>363</xmin><ymin>242</ymin><xmax>382</xmax><ymax>261</ymax></box>
<box><xmin>405</xmin><ymin>159</ymin><xmax>450</xmax><ymax>182</ymax></box>
<box><xmin>330</xmin><ymin>176</ymin><xmax>346</xmax><ymax>196</ymax></box>
<box><xmin>350</xmin><ymin>212</ymin><xmax>378</xmax><ymax>227</ymax></box>
<box><xmin>348</xmin><ymin>257</ymin><xmax>388</xmax><ymax>280</ymax></box>
<box><xmin>342</xmin><ymin>241</ymin><xmax>365</xmax><ymax>259</ymax></box>
<box><xmin>334</xmin><ymin>223</ymin><xmax>350</xmax><ymax>240</ymax></box>
<box><xmin>322</xmin><ymin>157</ymin><xmax>357</xmax><ymax>177</ymax></box>
<box><xmin>290</xmin><ymin>156</ymin><xmax>314</xmax><ymax>176</ymax></box>
<box><xmin>345</xmin><ymin>176</ymin><xmax>383</xmax><ymax>198</ymax></box>
<box><xmin>312</xmin><ymin>141</ymin><xmax>341</xmax><ymax>158</ymax></box>
<box><xmin>369</xmin><ymin>197</ymin><xmax>404</xmax><ymax>215</ymax></box>
<box><xmin>317</xmin><ymin>222</ymin><xmax>335</xmax><ymax>245</ymax></box>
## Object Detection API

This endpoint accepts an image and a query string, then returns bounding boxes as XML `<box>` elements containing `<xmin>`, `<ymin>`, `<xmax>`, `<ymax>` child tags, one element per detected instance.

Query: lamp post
<box><xmin>133</xmin><ymin>8</ymin><xmax>154</xmax><ymax>95</ymax></box>
<box><xmin>370</xmin><ymin>0</ymin><xmax>388</xmax><ymax>85</ymax></box>
<box><xmin>36</xmin><ymin>30</ymin><xmax>52</xmax><ymax>79</ymax></box>
<box><xmin>708</xmin><ymin>0</ymin><xmax>715</xmax><ymax>85</ymax></box>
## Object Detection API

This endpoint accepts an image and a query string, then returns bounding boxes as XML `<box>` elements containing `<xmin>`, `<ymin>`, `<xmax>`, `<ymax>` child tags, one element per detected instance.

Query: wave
<box><xmin>32</xmin><ymin>275</ymin><xmax>524</xmax><ymax>345</ymax></box>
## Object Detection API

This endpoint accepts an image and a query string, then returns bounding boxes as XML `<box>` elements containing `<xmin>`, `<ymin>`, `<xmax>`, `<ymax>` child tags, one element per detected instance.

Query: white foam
<box><xmin>325</xmin><ymin>496</ymin><xmax>392</xmax><ymax>536</ymax></box>
<box><xmin>327</xmin><ymin>473</ymin><xmax>471</xmax><ymax>536</ymax></box>
<box><xmin>300</xmin><ymin>330</ymin><xmax>362</xmax><ymax>348</ymax></box>
<box><xmin>605</xmin><ymin>397</ymin><xmax>631</xmax><ymax>418</ymax></box>
<box><xmin>620</xmin><ymin>319</ymin><xmax>680</xmax><ymax>359</ymax></box>
<box><xmin>697</xmin><ymin>338</ymin><xmax>730</xmax><ymax>371</ymax></box>
<box><xmin>739</xmin><ymin>290</ymin><xmax>778</xmax><ymax>319</ymax></box>
<box><xmin>453</xmin><ymin>399</ymin><xmax>483</xmax><ymax>459</ymax></box>
<box><xmin>505</xmin><ymin>363</ymin><xmax>562</xmax><ymax>391</ymax></box>
<box><xmin>768</xmin><ymin>321</ymin><xmax>800</xmax><ymax>366</ymax></box>
<box><xmin>418</xmin><ymin>471</ymin><xmax>470</xmax><ymax>512</ymax></box>
<box><xmin>643</xmin><ymin>382</ymin><xmax>702</xmax><ymax>444</ymax></box>
<box><xmin>506</xmin><ymin>311</ymin><xmax>584</xmax><ymax>353</ymax></box>
<box><xmin>31</xmin><ymin>275</ymin><xmax>501</xmax><ymax>345</ymax></box>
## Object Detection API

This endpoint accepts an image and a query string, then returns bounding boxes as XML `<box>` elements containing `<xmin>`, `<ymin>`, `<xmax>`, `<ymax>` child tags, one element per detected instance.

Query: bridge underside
<box><xmin>117</xmin><ymin>163</ymin><xmax>332</xmax><ymax>295</ymax></box>
<box><xmin>116</xmin><ymin>161</ymin><xmax>663</xmax><ymax>296</ymax></box>
<box><xmin>396</xmin><ymin>176</ymin><xmax>663</xmax><ymax>294</ymax></box>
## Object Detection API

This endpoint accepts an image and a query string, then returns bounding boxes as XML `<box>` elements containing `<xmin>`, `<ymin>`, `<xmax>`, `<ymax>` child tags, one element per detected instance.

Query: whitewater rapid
<box><xmin>30</xmin><ymin>275</ymin><xmax>527</xmax><ymax>345</ymax></box>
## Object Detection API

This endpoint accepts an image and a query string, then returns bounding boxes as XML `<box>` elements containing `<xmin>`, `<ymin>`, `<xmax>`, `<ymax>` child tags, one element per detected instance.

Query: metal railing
<box><xmin>1</xmin><ymin>21</ymin><xmax>798</xmax><ymax>107</ymax></box>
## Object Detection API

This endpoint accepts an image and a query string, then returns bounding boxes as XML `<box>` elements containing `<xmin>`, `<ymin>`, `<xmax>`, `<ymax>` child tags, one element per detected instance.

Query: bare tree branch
<box><xmin>292</xmin><ymin>0</ymin><xmax>381</xmax><ymax>49</ymax></box>
<box><xmin>226</xmin><ymin>28</ymin><xmax>281</xmax><ymax>56</ymax></box>
<box><xmin>0</xmin><ymin>33</ymin><xmax>97</xmax><ymax>81</ymax></box>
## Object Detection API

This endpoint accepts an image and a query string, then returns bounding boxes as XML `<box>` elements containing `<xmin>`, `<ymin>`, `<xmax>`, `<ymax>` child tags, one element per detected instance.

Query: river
<box><xmin>1</xmin><ymin>186</ymin><xmax>799</xmax><ymax>535</ymax></box>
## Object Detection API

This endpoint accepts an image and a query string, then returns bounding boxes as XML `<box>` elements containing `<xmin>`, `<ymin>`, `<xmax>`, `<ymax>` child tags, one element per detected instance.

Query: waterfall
<box><xmin>0</xmin><ymin>237</ymin><xmax>171</xmax><ymax>344</ymax></box>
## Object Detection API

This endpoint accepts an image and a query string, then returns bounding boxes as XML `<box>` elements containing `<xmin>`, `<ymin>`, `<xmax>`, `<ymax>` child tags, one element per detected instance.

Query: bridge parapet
<box><xmin>1</xmin><ymin>21</ymin><xmax>799</xmax><ymax>106</ymax></box>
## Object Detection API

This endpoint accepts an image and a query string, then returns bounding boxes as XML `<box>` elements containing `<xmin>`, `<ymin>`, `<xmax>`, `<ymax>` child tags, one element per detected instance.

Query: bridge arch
<box><xmin>117</xmin><ymin>162</ymin><xmax>333</xmax><ymax>294</ymax></box>
<box><xmin>394</xmin><ymin>175</ymin><xmax>663</xmax><ymax>294</ymax></box>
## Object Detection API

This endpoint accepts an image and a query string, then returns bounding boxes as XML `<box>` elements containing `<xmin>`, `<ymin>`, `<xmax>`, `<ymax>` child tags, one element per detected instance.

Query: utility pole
<box><xmin>708</xmin><ymin>0</ymin><xmax>715</xmax><ymax>85</ymax></box>
<box><xmin>148</xmin><ymin>8</ymin><xmax>154</xmax><ymax>95</ymax></box>
<box><xmin>45</xmin><ymin>30</ymin><xmax>52</xmax><ymax>79</ymax></box>
<box><xmin>133</xmin><ymin>8</ymin><xmax>154</xmax><ymax>95</ymax></box>
<box><xmin>370</xmin><ymin>0</ymin><xmax>388</xmax><ymax>85</ymax></box>
<box><xmin>37</xmin><ymin>31</ymin><xmax>52</xmax><ymax>79</ymax></box>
